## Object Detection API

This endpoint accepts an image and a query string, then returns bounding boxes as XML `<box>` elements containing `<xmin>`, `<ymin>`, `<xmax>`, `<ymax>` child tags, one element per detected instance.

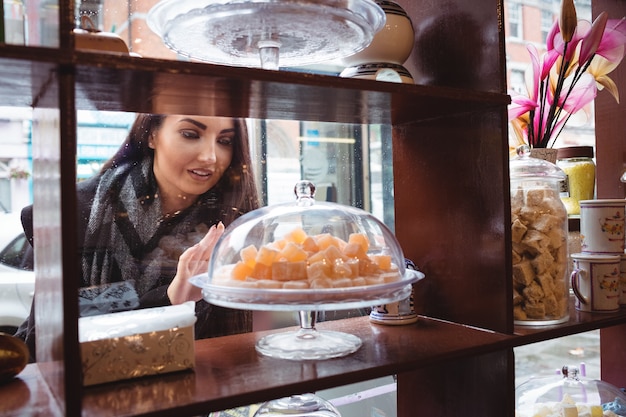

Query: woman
<box><xmin>16</xmin><ymin>113</ymin><xmax>260</xmax><ymax>361</ymax></box>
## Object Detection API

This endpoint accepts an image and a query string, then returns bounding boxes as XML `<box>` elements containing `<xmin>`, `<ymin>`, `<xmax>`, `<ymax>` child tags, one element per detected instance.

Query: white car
<box><xmin>0</xmin><ymin>212</ymin><xmax>34</xmax><ymax>334</ymax></box>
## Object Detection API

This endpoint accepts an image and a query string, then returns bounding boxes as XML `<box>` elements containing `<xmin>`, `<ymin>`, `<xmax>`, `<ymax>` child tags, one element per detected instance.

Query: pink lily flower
<box><xmin>589</xmin><ymin>55</ymin><xmax>621</xmax><ymax>101</ymax></box>
<box><xmin>508</xmin><ymin>94</ymin><xmax>538</xmax><ymax>120</ymax></box>
<box><xmin>579</xmin><ymin>12</ymin><xmax>608</xmax><ymax>65</ymax></box>
<box><xmin>548</xmin><ymin>19</ymin><xmax>585</xmax><ymax>62</ymax></box>
<box><xmin>593</xmin><ymin>17</ymin><xmax>626</xmax><ymax>64</ymax></box>
<box><xmin>586</xmin><ymin>18</ymin><xmax>626</xmax><ymax>102</ymax></box>
<box><xmin>508</xmin><ymin>2</ymin><xmax>625</xmax><ymax>149</ymax></box>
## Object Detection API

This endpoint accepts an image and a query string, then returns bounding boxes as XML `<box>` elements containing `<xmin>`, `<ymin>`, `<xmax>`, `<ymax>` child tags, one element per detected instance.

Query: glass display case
<box><xmin>0</xmin><ymin>1</ymin><xmax>624</xmax><ymax>417</ymax></box>
<box><xmin>516</xmin><ymin>365</ymin><xmax>626</xmax><ymax>417</ymax></box>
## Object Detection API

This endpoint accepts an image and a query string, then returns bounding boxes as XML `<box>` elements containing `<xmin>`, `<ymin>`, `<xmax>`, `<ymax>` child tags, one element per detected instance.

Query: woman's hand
<box><xmin>167</xmin><ymin>222</ymin><xmax>225</xmax><ymax>304</ymax></box>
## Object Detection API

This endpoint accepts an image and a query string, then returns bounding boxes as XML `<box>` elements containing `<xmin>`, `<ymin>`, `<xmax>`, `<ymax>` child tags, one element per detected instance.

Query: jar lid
<box><xmin>510</xmin><ymin>146</ymin><xmax>566</xmax><ymax>181</ymax></box>
<box><xmin>557</xmin><ymin>146</ymin><xmax>594</xmax><ymax>159</ymax></box>
<box><xmin>570</xmin><ymin>252</ymin><xmax>621</xmax><ymax>262</ymax></box>
<box><xmin>579</xmin><ymin>199</ymin><xmax>626</xmax><ymax>207</ymax></box>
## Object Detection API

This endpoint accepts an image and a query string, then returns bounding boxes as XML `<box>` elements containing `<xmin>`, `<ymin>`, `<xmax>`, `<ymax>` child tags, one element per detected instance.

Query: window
<box><xmin>541</xmin><ymin>9</ymin><xmax>554</xmax><ymax>43</ymax></box>
<box><xmin>510</xmin><ymin>69</ymin><xmax>526</xmax><ymax>94</ymax></box>
<box><xmin>0</xmin><ymin>232</ymin><xmax>31</xmax><ymax>271</ymax></box>
<box><xmin>508</xmin><ymin>2</ymin><xmax>523</xmax><ymax>39</ymax></box>
<box><xmin>256</xmin><ymin>120</ymin><xmax>393</xmax><ymax>228</ymax></box>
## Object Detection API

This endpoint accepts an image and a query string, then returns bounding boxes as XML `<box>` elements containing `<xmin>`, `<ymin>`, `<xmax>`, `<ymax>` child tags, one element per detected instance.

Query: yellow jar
<box><xmin>557</xmin><ymin>146</ymin><xmax>595</xmax><ymax>215</ymax></box>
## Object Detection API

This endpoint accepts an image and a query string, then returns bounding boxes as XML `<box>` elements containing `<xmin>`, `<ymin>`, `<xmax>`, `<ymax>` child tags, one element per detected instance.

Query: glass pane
<box><xmin>3</xmin><ymin>0</ymin><xmax>61</xmax><ymax>47</ymax></box>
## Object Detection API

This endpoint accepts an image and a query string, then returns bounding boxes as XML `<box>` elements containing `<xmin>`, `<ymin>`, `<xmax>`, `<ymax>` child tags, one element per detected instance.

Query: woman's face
<box><xmin>149</xmin><ymin>115</ymin><xmax>236</xmax><ymax>212</ymax></box>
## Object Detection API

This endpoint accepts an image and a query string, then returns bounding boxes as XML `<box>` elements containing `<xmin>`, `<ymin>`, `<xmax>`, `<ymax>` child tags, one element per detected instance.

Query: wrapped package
<box><xmin>78</xmin><ymin>302</ymin><xmax>196</xmax><ymax>386</ymax></box>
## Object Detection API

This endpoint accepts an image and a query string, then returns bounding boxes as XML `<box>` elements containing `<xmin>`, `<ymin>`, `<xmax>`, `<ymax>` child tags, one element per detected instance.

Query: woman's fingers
<box><xmin>197</xmin><ymin>222</ymin><xmax>224</xmax><ymax>261</ymax></box>
<box><xmin>169</xmin><ymin>222</ymin><xmax>225</xmax><ymax>304</ymax></box>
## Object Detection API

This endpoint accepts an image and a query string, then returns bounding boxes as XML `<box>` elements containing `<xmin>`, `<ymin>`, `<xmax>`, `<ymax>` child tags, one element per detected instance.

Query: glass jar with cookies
<box><xmin>510</xmin><ymin>146</ymin><xmax>569</xmax><ymax>325</ymax></box>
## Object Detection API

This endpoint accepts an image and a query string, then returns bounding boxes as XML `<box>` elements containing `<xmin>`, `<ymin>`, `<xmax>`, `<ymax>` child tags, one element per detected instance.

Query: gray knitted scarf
<box><xmin>81</xmin><ymin>158</ymin><xmax>224</xmax><ymax>297</ymax></box>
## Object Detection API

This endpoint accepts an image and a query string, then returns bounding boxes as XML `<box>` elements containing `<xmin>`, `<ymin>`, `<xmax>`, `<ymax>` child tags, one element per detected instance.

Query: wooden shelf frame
<box><xmin>0</xmin><ymin>47</ymin><xmax>510</xmax><ymax>125</ymax></box>
<box><xmin>0</xmin><ymin>0</ymin><xmax>624</xmax><ymax>416</ymax></box>
<box><xmin>4</xmin><ymin>302</ymin><xmax>625</xmax><ymax>417</ymax></box>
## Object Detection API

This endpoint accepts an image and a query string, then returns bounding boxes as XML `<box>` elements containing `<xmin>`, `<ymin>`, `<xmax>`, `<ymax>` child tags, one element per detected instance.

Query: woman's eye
<box><xmin>218</xmin><ymin>136</ymin><xmax>234</xmax><ymax>146</ymax></box>
<box><xmin>180</xmin><ymin>130</ymin><xmax>200</xmax><ymax>139</ymax></box>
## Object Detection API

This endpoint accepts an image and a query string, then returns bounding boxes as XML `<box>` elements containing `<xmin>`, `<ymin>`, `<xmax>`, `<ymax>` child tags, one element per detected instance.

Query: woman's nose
<box><xmin>198</xmin><ymin>142</ymin><xmax>217</xmax><ymax>162</ymax></box>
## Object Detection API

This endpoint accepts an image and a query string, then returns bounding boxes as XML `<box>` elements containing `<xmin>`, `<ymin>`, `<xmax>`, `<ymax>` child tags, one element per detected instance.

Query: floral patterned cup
<box><xmin>580</xmin><ymin>199</ymin><xmax>626</xmax><ymax>254</ymax></box>
<box><xmin>571</xmin><ymin>253</ymin><xmax>621</xmax><ymax>312</ymax></box>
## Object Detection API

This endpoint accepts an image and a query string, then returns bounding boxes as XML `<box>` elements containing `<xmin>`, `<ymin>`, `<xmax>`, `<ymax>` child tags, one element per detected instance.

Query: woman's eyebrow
<box><xmin>179</xmin><ymin>118</ymin><xmax>207</xmax><ymax>130</ymax></box>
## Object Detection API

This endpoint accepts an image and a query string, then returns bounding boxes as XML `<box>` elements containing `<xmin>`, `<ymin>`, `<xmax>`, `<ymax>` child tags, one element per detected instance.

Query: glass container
<box><xmin>190</xmin><ymin>180</ymin><xmax>424</xmax><ymax>360</ymax></box>
<box><xmin>510</xmin><ymin>146</ymin><xmax>569</xmax><ymax>325</ymax></box>
<box><xmin>516</xmin><ymin>365</ymin><xmax>626</xmax><ymax>417</ymax></box>
<box><xmin>254</xmin><ymin>393</ymin><xmax>341</xmax><ymax>417</ymax></box>
<box><xmin>557</xmin><ymin>146</ymin><xmax>596</xmax><ymax>216</ymax></box>
<box><xmin>340</xmin><ymin>1</ymin><xmax>415</xmax><ymax>83</ymax></box>
<box><xmin>147</xmin><ymin>0</ymin><xmax>386</xmax><ymax>70</ymax></box>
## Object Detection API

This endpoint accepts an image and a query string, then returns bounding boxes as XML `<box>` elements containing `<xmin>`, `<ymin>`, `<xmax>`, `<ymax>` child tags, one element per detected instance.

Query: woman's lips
<box><xmin>189</xmin><ymin>169</ymin><xmax>213</xmax><ymax>180</ymax></box>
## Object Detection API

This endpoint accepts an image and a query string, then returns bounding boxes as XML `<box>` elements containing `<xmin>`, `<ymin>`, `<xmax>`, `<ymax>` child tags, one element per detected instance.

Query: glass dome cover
<box><xmin>147</xmin><ymin>0</ymin><xmax>386</xmax><ymax>69</ymax></box>
<box><xmin>510</xmin><ymin>145</ymin><xmax>567</xmax><ymax>182</ymax></box>
<box><xmin>253</xmin><ymin>393</ymin><xmax>341</xmax><ymax>417</ymax></box>
<box><xmin>191</xmin><ymin>180</ymin><xmax>422</xmax><ymax>311</ymax></box>
<box><xmin>516</xmin><ymin>365</ymin><xmax>626</xmax><ymax>417</ymax></box>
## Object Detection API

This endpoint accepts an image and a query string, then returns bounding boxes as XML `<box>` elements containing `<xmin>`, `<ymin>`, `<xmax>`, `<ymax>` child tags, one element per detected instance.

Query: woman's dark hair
<box><xmin>101</xmin><ymin>114</ymin><xmax>260</xmax><ymax>223</ymax></box>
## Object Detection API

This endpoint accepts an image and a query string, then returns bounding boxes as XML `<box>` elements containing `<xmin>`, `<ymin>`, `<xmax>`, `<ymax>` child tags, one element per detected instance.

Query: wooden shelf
<box><xmin>514</xmin><ymin>297</ymin><xmax>626</xmax><ymax>344</ymax></box>
<box><xmin>2</xmin><ymin>316</ymin><xmax>512</xmax><ymax>417</ymax></box>
<box><xmin>0</xmin><ymin>46</ymin><xmax>509</xmax><ymax>125</ymax></box>
<box><xmin>4</xmin><ymin>304</ymin><xmax>623</xmax><ymax>417</ymax></box>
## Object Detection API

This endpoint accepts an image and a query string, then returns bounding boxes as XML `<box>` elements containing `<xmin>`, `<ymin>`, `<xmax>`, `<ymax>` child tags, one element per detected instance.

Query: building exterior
<box><xmin>0</xmin><ymin>0</ymin><xmax>599</xmax><ymax>212</ymax></box>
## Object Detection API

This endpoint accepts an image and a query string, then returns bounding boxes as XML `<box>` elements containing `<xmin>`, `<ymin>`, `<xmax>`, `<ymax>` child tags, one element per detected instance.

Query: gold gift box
<box><xmin>79</xmin><ymin>302</ymin><xmax>196</xmax><ymax>386</ymax></box>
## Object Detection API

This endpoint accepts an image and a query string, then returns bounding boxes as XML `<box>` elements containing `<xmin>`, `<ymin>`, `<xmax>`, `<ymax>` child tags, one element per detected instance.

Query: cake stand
<box><xmin>190</xmin><ymin>180</ymin><xmax>424</xmax><ymax>360</ymax></box>
<box><xmin>191</xmin><ymin>270</ymin><xmax>421</xmax><ymax>360</ymax></box>
<box><xmin>147</xmin><ymin>0</ymin><xmax>386</xmax><ymax>69</ymax></box>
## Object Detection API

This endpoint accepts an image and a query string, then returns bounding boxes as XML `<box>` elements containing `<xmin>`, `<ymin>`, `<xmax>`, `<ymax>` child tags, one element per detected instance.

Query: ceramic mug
<box><xmin>370</xmin><ymin>259</ymin><xmax>419</xmax><ymax>325</ymax></box>
<box><xmin>580</xmin><ymin>199</ymin><xmax>626</xmax><ymax>254</ymax></box>
<box><xmin>369</xmin><ymin>289</ymin><xmax>418</xmax><ymax>325</ymax></box>
<box><xmin>571</xmin><ymin>253</ymin><xmax>621</xmax><ymax>312</ymax></box>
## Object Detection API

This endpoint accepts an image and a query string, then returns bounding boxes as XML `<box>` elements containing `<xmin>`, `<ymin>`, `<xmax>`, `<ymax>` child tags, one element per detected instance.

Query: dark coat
<box><xmin>15</xmin><ymin>176</ymin><xmax>251</xmax><ymax>362</ymax></box>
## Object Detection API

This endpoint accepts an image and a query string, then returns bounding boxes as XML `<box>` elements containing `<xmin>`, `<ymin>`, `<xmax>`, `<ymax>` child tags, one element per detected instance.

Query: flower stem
<box><xmin>542</xmin><ymin>41</ymin><xmax>571</xmax><ymax>147</ymax></box>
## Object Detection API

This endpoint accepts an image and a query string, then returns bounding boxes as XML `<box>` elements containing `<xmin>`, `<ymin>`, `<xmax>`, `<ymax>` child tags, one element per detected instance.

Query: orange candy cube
<box><xmin>323</xmin><ymin>245</ymin><xmax>345</xmax><ymax>264</ymax></box>
<box><xmin>372</xmin><ymin>254</ymin><xmax>392</xmax><ymax>270</ymax></box>
<box><xmin>279</xmin><ymin>242</ymin><xmax>308</xmax><ymax>263</ymax></box>
<box><xmin>256</xmin><ymin>246</ymin><xmax>279</xmax><ymax>266</ymax></box>
<box><xmin>251</xmin><ymin>262</ymin><xmax>273</xmax><ymax>280</ymax></box>
<box><xmin>301</xmin><ymin>236</ymin><xmax>319</xmax><ymax>253</ymax></box>
<box><xmin>343</xmin><ymin>242</ymin><xmax>366</xmax><ymax>259</ymax></box>
<box><xmin>315</xmin><ymin>233</ymin><xmax>340</xmax><ymax>250</ymax></box>
<box><xmin>332</xmin><ymin>260</ymin><xmax>354</xmax><ymax>278</ymax></box>
<box><xmin>284</xmin><ymin>227</ymin><xmax>308</xmax><ymax>245</ymax></box>
<box><xmin>272</xmin><ymin>260</ymin><xmax>307</xmax><ymax>281</ymax></box>
<box><xmin>231</xmin><ymin>261</ymin><xmax>253</xmax><ymax>281</ymax></box>
<box><xmin>240</xmin><ymin>244</ymin><xmax>258</xmax><ymax>268</ymax></box>
<box><xmin>348</xmin><ymin>233</ymin><xmax>369</xmax><ymax>254</ymax></box>
<box><xmin>307</xmin><ymin>260</ymin><xmax>331</xmax><ymax>281</ymax></box>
